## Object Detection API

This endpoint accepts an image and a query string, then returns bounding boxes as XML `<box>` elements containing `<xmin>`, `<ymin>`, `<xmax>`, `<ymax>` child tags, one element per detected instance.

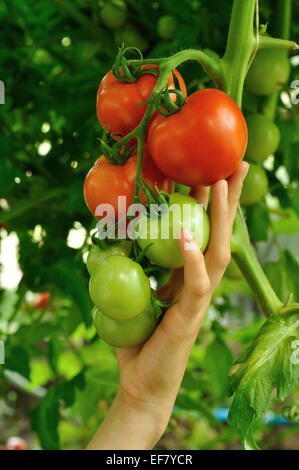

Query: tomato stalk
<box><xmin>231</xmin><ymin>210</ymin><xmax>283</xmax><ymax>317</ymax></box>
<box><xmin>224</xmin><ymin>0</ymin><xmax>299</xmax><ymax>321</ymax></box>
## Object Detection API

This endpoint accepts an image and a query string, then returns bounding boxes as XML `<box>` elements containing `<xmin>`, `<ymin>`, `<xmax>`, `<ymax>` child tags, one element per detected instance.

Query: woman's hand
<box><xmin>86</xmin><ymin>161</ymin><xmax>249</xmax><ymax>450</ymax></box>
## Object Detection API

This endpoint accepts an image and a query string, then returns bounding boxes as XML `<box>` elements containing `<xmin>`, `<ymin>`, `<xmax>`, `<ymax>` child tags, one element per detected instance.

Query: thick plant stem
<box><xmin>274</xmin><ymin>0</ymin><xmax>292</xmax><ymax>39</ymax></box>
<box><xmin>223</xmin><ymin>0</ymin><xmax>284</xmax><ymax>318</ymax></box>
<box><xmin>222</xmin><ymin>0</ymin><xmax>256</xmax><ymax>105</ymax></box>
<box><xmin>231</xmin><ymin>210</ymin><xmax>283</xmax><ymax>317</ymax></box>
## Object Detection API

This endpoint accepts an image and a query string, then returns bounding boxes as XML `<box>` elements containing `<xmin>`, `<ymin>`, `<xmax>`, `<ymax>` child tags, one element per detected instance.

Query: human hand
<box><xmin>87</xmin><ymin>161</ymin><xmax>249</xmax><ymax>450</ymax></box>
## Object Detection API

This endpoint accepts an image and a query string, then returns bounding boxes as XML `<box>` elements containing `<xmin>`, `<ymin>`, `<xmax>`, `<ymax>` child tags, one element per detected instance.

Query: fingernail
<box><xmin>221</xmin><ymin>180</ymin><xmax>228</xmax><ymax>200</ymax></box>
<box><xmin>182</xmin><ymin>228</ymin><xmax>198</xmax><ymax>251</ymax></box>
<box><xmin>241</xmin><ymin>162</ymin><xmax>249</xmax><ymax>182</ymax></box>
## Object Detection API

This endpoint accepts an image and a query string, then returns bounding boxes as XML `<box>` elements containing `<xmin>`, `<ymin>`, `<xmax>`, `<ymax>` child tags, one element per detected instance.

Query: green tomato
<box><xmin>245</xmin><ymin>49</ymin><xmax>290</xmax><ymax>96</ymax></box>
<box><xmin>174</xmin><ymin>183</ymin><xmax>191</xmax><ymax>195</ymax></box>
<box><xmin>135</xmin><ymin>192</ymin><xmax>210</xmax><ymax>269</ymax></box>
<box><xmin>93</xmin><ymin>300</ymin><xmax>159</xmax><ymax>348</ymax></box>
<box><xmin>157</xmin><ymin>15</ymin><xmax>178</xmax><ymax>40</ymax></box>
<box><xmin>89</xmin><ymin>255</ymin><xmax>151</xmax><ymax>320</ymax></box>
<box><xmin>245</xmin><ymin>114</ymin><xmax>280</xmax><ymax>163</ymax></box>
<box><xmin>240</xmin><ymin>164</ymin><xmax>268</xmax><ymax>206</ymax></box>
<box><xmin>86</xmin><ymin>240</ymin><xmax>131</xmax><ymax>275</ymax></box>
<box><xmin>114</xmin><ymin>26</ymin><xmax>149</xmax><ymax>53</ymax></box>
<box><xmin>100</xmin><ymin>0</ymin><xmax>127</xmax><ymax>30</ymax></box>
<box><xmin>225</xmin><ymin>259</ymin><xmax>242</xmax><ymax>280</ymax></box>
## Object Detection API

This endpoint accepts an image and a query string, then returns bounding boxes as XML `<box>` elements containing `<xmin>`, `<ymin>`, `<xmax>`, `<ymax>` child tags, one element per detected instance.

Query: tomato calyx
<box><xmin>155</xmin><ymin>85</ymin><xmax>186</xmax><ymax>117</ymax></box>
<box><xmin>138</xmin><ymin>176</ymin><xmax>170</xmax><ymax>210</ymax></box>
<box><xmin>112</xmin><ymin>45</ymin><xmax>159</xmax><ymax>83</ymax></box>
<box><xmin>99</xmin><ymin>129</ymin><xmax>136</xmax><ymax>165</ymax></box>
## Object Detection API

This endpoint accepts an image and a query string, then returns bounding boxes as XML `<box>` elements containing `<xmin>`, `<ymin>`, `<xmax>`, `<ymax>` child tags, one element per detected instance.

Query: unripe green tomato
<box><xmin>240</xmin><ymin>164</ymin><xmax>268</xmax><ymax>206</ymax></box>
<box><xmin>135</xmin><ymin>193</ymin><xmax>210</xmax><ymax>269</ymax></box>
<box><xmin>93</xmin><ymin>300</ymin><xmax>159</xmax><ymax>348</ymax></box>
<box><xmin>245</xmin><ymin>49</ymin><xmax>290</xmax><ymax>96</ymax></box>
<box><xmin>225</xmin><ymin>259</ymin><xmax>242</xmax><ymax>280</ymax></box>
<box><xmin>114</xmin><ymin>26</ymin><xmax>149</xmax><ymax>53</ymax></box>
<box><xmin>100</xmin><ymin>0</ymin><xmax>127</xmax><ymax>30</ymax></box>
<box><xmin>89</xmin><ymin>255</ymin><xmax>151</xmax><ymax>320</ymax></box>
<box><xmin>86</xmin><ymin>240</ymin><xmax>132</xmax><ymax>275</ymax></box>
<box><xmin>245</xmin><ymin>114</ymin><xmax>280</xmax><ymax>163</ymax></box>
<box><xmin>157</xmin><ymin>15</ymin><xmax>178</xmax><ymax>40</ymax></box>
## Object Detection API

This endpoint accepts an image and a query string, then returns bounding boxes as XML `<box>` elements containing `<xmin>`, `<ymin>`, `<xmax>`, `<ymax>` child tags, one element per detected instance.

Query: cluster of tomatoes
<box><xmin>83</xmin><ymin>59</ymin><xmax>248</xmax><ymax>348</ymax></box>
<box><xmin>240</xmin><ymin>46</ymin><xmax>290</xmax><ymax>205</ymax></box>
<box><xmin>99</xmin><ymin>1</ymin><xmax>180</xmax><ymax>53</ymax></box>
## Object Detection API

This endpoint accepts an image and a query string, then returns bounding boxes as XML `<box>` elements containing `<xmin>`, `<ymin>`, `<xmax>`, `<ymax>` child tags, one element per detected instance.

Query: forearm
<box><xmin>86</xmin><ymin>391</ymin><xmax>168</xmax><ymax>450</ymax></box>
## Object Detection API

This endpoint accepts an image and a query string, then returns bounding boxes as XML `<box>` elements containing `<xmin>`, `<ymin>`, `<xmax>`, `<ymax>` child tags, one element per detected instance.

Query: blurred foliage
<box><xmin>0</xmin><ymin>0</ymin><xmax>298</xmax><ymax>450</ymax></box>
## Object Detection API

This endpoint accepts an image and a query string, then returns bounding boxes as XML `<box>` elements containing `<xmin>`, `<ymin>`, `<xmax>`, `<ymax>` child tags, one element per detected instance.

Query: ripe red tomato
<box><xmin>148</xmin><ymin>89</ymin><xmax>248</xmax><ymax>186</ymax></box>
<box><xmin>97</xmin><ymin>65</ymin><xmax>187</xmax><ymax>136</ymax></box>
<box><xmin>83</xmin><ymin>146</ymin><xmax>174</xmax><ymax>220</ymax></box>
<box><xmin>35</xmin><ymin>291</ymin><xmax>51</xmax><ymax>309</ymax></box>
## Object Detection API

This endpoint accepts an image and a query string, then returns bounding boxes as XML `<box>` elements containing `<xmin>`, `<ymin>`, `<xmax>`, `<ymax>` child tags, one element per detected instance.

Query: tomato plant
<box><xmin>148</xmin><ymin>89</ymin><xmax>248</xmax><ymax>186</ymax></box>
<box><xmin>240</xmin><ymin>163</ymin><xmax>268</xmax><ymax>206</ymax></box>
<box><xmin>135</xmin><ymin>193</ymin><xmax>210</xmax><ymax>269</ymax></box>
<box><xmin>225</xmin><ymin>259</ymin><xmax>242</xmax><ymax>280</ymax></box>
<box><xmin>114</xmin><ymin>25</ymin><xmax>149</xmax><ymax>53</ymax></box>
<box><xmin>89</xmin><ymin>255</ymin><xmax>151</xmax><ymax>320</ymax></box>
<box><xmin>83</xmin><ymin>145</ymin><xmax>174</xmax><ymax>220</ymax></box>
<box><xmin>96</xmin><ymin>66</ymin><xmax>186</xmax><ymax>136</ymax></box>
<box><xmin>86</xmin><ymin>241</ymin><xmax>132</xmax><ymax>275</ymax></box>
<box><xmin>1</xmin><ymin>0</ymin><xmax>299</xmax><ymax>453</ymax></box>
<box><xmin>245</xmin><ymin>113</ymin><xmax>280</xmax><ymax>163</ymax></box>
<box><xmin>100</xmin><ymin>0</ymin><xmax>127</xmax><ymax>30</ymax></box>
<box><xmin>93</xmin><ymin>301</ymin><xmax>159</xmax><ymax>348</ymax></box>
<box><xmin>245</xmin><ymin>48</ymin><xmax>291</xmax><ymax>96</ymax></box>
<box><xmin>157</xmin><ymin>15</ymin><xmax>178</xmax><ymax>40</ymax></box>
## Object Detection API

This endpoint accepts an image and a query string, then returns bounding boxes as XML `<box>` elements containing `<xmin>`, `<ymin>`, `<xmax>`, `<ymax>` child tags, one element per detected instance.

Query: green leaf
<box><xmin>228</xmin><ymin>314</ymin><xmax>299</xmax><ymax>447</ymax></box>
<box><xmin>271</xmin><ymin>208</ymin><xmax>299</xmax><ymax>234</ymax></box>
<box><xmin>246</xmin><ymin>203</ymin><xmax>270</xmax><ymax>241</ymax></box>
<box><xmin>31</xmin><ymin>387</ymin><xmax>60</xmax><ymax>450</ymax></box>
<box><xmin>5</xmin><ymin>345</ymin><xmax>31</xmax><ymax>379</ymax></box>
<box><xmin>203</xmin><ymin>336</ymin><xmax>234</xmax><ymax>399</ymax></box>
<box><xmin>49</xmin><ymin>260</ymin><xmax>92</xmax><ymax>326</ymax></box>
<box><xmin>31</xmin><ymin>372</ymin><xmax>85</xmax><ymax>449</ymax></box>
<box><xmin>264</xmin><ymin>250</ymin><xmax>299</xmax><ymax>303</ymax></box>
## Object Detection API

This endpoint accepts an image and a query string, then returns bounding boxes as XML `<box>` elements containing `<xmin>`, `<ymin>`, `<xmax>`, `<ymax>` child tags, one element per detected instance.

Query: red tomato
<box><xmin>148</xmin><ymin>89</ymin><xmax>248</xmax><ymax>186</ymax></box>
<box><xmin>6</xmin><ymin>437</ymin><xmax>29</xmax><ymax>450</ymax></box>
<box><xmin>97</xmin><ymin>65</ymin><xmax>187</xmax><ymax>135</ymax></box>
<box><xmin>35</xmin><ymin>291</ymin><xmax>51</xmax><ymax>309</ymax></box>
<box><xmin>83</xmin><ymin>146</ymin><xmax>174</xmax><ymax>220</ymax></box>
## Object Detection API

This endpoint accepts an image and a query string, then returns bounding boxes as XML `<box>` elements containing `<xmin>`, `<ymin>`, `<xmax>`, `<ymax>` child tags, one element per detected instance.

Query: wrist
<box><xmin>113</xmin><ymin>390</ymin><xmax>169</xmax><ymax>448</ymax></box>
<box><xmin>86</xmin><ymin>389</ymin><xmax>168</xmax><ymax>450</ymax></box>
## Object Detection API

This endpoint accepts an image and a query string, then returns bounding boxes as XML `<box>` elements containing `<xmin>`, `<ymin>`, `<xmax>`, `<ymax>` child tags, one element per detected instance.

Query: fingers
<box><xmin>190</xmin><ymin>185</ymin><xmax>210</xmax><ymax>210</ymax></box>
<box><xmin>204</xmin><ymin>179</ymin><xmax>231</xmax><ymax>286</ymax></box>
<box><xmin>227</xmin><ymin>161</ymin><xmax>249</xmax><ymax>225</ymax></box>
<box><xmin>176</xmin><ymin>228</ymin><xmax>210</xmax><ymax>316</ymax></box>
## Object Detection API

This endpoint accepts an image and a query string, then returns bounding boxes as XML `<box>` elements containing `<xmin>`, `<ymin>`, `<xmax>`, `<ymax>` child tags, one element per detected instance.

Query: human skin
<box><xmin>86</xmin><ymin>161</ymin><xmax>249</xmax><ymax>450</ymax></box>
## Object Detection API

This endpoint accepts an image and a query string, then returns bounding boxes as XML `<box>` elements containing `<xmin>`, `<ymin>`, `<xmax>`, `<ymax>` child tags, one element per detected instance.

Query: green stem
<box><xmin>222</xmin><ymin>0</ymin><xmax>256</xmax><ymax>105</ymax></box>
<box><xmin>131</xmin><ymin>49</ymin><xmax>224</xmax><ymax>89</ymax></box>
<box><xmin>0</xmin><ymin>188</ymin><xmax>65</xmax><ymax>223</ymax></box>
<box><xmin>263</xmin><ymin>92</ymin><xmax>279</xmax><ymax>121</ymax></box>
<box><xmin>231</xmin><ymin>210</ymin><xmax>283</xmax><ymax>316</ymax></box>
<box><xmin>273</xmin><ymin>0</ymin><xmax>292</xmax><ymax>39</ymax></box>
<box><xmin>259</xmin><ymin>35</ymin><xmax>298</xmax><ymax>51</ymax></box>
